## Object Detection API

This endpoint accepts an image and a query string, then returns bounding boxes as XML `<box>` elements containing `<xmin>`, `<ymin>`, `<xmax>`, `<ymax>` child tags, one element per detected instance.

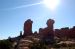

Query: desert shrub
<box><xmin>0</xmin><ymin>40</ymin><xmax>12</xmax><ymax>49</ymax></box>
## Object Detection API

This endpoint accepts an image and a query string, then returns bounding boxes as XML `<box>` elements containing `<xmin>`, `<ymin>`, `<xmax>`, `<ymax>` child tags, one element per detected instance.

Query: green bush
<box><xmin>0</xmin><ymin>40</ymin><xmax>12</xmax><ymax>49</ymax></box>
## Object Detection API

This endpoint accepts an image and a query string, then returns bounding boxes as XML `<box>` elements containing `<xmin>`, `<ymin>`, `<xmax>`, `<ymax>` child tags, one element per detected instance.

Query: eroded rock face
<box><xmin>39</xmin><ymin>19</ymin><xmax>55</xmax><ymax>36</ymax></box>
<box><xmin>39</xmin><ymin>19</ymin><xmax>55</xmax><ymax>45</ymax></box>
<box><xmin>23</xmin><ymin>19</ymin><xmax>33</xmax><ymax>36</ymax></box>
<box><xmin>46</xmin><ymin>19</ymin><xmax>55</xmax><ymax>30</ymax></box>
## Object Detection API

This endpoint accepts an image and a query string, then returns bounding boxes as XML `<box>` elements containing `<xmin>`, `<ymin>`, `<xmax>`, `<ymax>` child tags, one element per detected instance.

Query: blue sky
<box><xmin>0</xmin><ymin>0</ymin><xmax>75</xmax><ymax>40</ymax></box>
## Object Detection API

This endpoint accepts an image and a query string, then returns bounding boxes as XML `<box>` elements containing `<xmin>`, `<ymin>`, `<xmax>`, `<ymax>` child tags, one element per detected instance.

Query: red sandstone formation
<box><xmin>39</xmin><ymin>19</ymin><xmax>55</xmax><ymax>37</ymax></box>
<box><xmin>23</xmin><ymin>19</ymin><xmax>33</xmax><ymax>36</ymax></box>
